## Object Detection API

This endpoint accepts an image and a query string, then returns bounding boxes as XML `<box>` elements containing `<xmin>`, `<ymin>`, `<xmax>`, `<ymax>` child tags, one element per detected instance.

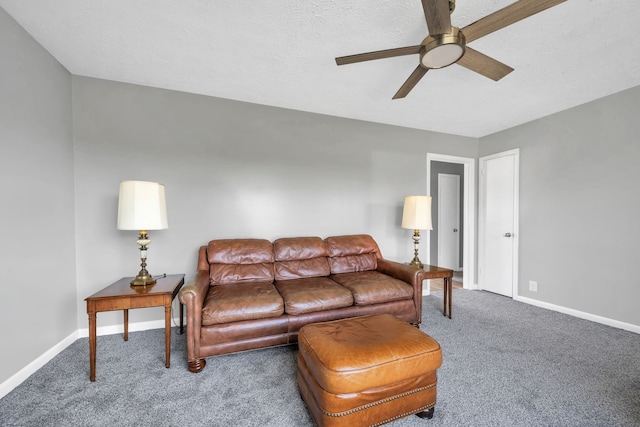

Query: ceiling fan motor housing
<box><xmin>420</xmin><ymin>27</ymin><xmax>466</xmax><ymax>69</ymax></box>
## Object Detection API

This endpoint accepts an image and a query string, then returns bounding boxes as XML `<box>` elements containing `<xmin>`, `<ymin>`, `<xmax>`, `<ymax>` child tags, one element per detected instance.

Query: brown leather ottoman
<box><xmin>297</xmin><ymin>314</ymin><xmax>442</xmax><ymax>426</ymax></box>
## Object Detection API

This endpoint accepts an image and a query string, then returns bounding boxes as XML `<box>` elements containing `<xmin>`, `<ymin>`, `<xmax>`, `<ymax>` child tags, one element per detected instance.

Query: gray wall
<box><xmin>0</xmin><ymin>9</ymin><xmax>75</xmax><ymax>384</ymax></box>
<box><xmin>429</xmin><ymin>161</ymin><xmax>464</xmax><ymax>267</ymax></box>
<box><xmin>71</xmin><ymin>76</ymin><xmax>478</xmax><ymax>329</ymax></box>
<box><xmin>480</xmin><ymin>85</ymin><xmax>640</xmax><ymax>327</ymax></box>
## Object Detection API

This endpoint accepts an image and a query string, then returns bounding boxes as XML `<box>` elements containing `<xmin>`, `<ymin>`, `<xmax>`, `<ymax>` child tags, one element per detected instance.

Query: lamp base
<box><xmin>130</xmin><ymin>230</ymin><xmax>156</xmax><ymax>286</ymax></box>
<box><xmin>407</xmin><ymin>229</ymin><xmax>424</xmax><ymax>270</ymax></box>
<box><xmin>130</xmin><ymin>273</ymin><xmax>157</xmax><ymax>287</ymax></box>
<box><xmin>408</xmin><ymin>257</ymin><xmax>424</xmax><ymax>269</ymax></box>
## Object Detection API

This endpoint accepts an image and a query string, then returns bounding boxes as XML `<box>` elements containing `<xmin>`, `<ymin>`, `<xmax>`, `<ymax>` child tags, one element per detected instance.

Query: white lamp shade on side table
<box><xmin>401</xmin><ymin>196</ymin><xmax>433</xmax><ymax>231</ymax></box>
<box><xmin>117</xmin><ymin>181</ymin><xmax>168</xmax><ymax>231</ymax></box>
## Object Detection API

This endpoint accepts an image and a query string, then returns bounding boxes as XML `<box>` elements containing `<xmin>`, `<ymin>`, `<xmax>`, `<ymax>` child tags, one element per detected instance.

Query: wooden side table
<box><xmin>85</xmin><ymin>274</ymin><xmax>185</xmax><ymax>382</ymax></box>
<box><xmin>421</xmin><ymin>265</ymin><xmax>454</xmax><ymax>319</ymax></box>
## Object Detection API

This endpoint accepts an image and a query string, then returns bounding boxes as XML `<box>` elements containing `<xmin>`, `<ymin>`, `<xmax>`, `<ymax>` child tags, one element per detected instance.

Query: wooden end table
<box><xmin>421</xmin><ymin>265</ymin><xmax>454</xmax><ymax>319</ymax></box>
<box><xmin>85</xmin><ymin>274</ymin><xmax>185</xmax><ymax>382</ymax></box>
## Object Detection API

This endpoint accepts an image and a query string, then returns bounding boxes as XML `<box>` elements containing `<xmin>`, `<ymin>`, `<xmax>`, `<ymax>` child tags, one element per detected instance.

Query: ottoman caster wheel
<box><xmin>416</xmin><ymin>407</ymin><xmax>435</xmax><ymax>420</ymax></box>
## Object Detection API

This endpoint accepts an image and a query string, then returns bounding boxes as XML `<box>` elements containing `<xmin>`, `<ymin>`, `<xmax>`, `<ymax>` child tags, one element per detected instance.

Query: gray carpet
<box><xmin>1</xmin><ymin>290</ymin><xmax>639</xmax><ymax>426</ymax></box>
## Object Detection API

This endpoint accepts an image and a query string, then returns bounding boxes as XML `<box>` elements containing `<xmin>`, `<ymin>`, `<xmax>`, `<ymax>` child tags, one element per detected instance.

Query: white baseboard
<box><xmin>422</xmin><ymin>279</ymin><xmax>430</xmax><ymax>296</ymax></box>
<box><xmin>76</xmin><ymin>316</ymin><xmax>183</xmax><ymax>338</ymax></box>
<box><xmin>0</xmin><ymin>317</ymin><xmax>182</xmax><ymax>400</ymax></box>
<box><xmin>0</xmin><ymin>330</ymin><xmax>78</xmax><ymax>399</ymax></box>
<box><xmin>428</xmin><ymin>288</ymin><xmax>638</xmax><ymax>333</ymax></box>
<box><xmin>514</xmin><ymin>295</ymin><xmax>640</xmax><ymax>334</ymax></box>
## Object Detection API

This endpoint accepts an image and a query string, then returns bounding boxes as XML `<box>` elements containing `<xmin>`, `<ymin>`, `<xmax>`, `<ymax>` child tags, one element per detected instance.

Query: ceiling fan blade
<box><xmin>421</xmin><ymin>0</ymin><xmax>452</xmax><ymax>35</ymax></box>
<box><xmin>336</xmin><ymin>45</ymin><xmax>422</xmax><ymax>66</ymax></box>
<box><xmin>456</xmin><ymin>47</ymin><xmax>514</xmax><ymax>81</ymax></box>
<box><xmin>462</xmin><ymin>0</ymin><xmax>567</xmax><ymax>43</ymax></box>
<box><xmin>392</xmin><ymin>66</ymin><xmax>428</xmax><ymax>99</ymax></box>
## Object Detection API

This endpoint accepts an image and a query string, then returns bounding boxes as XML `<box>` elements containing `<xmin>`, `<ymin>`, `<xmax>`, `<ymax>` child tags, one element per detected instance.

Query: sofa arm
<box><xmin>376</xmin><ymin>258</ymin><xmax>425</xmax><ymax>325</ymax></box>
<box><xmin>178</xmin><ymin>270</ymin><xmax>210</xmax><ymax>369</ymax></box>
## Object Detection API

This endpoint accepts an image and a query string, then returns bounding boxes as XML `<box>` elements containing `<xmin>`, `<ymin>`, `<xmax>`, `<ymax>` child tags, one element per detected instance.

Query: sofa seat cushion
<box><xmin>275</xmin><ymin>277</ymin><xmax>354</xmax><ymax>315</ymax></box>
<box><xmin>274</xmin><ymin>237</ymin><xmax>330</xmax><ymax>280</ymax></box>
<box><xmin>330</xmin><ymin>271</ymin><xmax>413</xmax><ymax>306</ymax></box>
<box><xmin>202</xmin><ymin>282</ymin><xmax>284</xmax><ymax>326</ymax></box>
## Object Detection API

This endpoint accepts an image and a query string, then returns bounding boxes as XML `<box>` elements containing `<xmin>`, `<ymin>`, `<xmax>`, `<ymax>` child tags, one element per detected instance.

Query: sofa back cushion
<box><xmin>325</xmin><ymin>234</ymin><xmax>381</xmax><ymax>274</ymax></box>
<box><xmin>273</xmin><ymin>237</ymin><xmax>330</xmax><ymax>280</ymax></box>
<box><xmin>207</xmin><ymin>238</ymin><xmax>274</xmax><ymax>285</ymax></box>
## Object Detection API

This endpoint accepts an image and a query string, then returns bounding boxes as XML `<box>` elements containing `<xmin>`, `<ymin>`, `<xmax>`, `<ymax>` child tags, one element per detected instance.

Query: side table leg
<box><xmin>180</xmin><ymin>303</ymin><xmax>184</xmax><ymax>334</ymax></box>
<box><xmin>165</xmin><ymin>305</ymin><xmax>171</xmax><ymax>368</ymax></box>
<box><xmin>123</xmin><ymin>309</ymin><xmax>128</xmax><ymax>341</ymax></box>
<box><xmin>88</xmin><ymin>312</ymin><xmax>97</xmax><ymax>382</ymax></box>
<box><xmin>443</xmin><ymin>280</ymin><xmax>448</xmax><ymax>317</ymax></box>
<box><xmin>446</xmin><ymin>277</ymin><xmax>452</xmax><ymax>319</ymax></box>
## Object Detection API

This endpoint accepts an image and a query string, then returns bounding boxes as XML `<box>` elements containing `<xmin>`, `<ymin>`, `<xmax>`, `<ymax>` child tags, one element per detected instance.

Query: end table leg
<box><xmin>180</xmin><ymin>302</ymin><xmax>184</xmax><ymax>334</ymax></box>
<box><xmin>446</xmin><ymin>277</ymin><xmax>452</xmax><ymax>319</ymax></box>
<box><xmin>88</xmin><ymin>312</ymin><xmax>96</xmax><ymax>382</ymax></box>
<box><xmin>165</xmin><ymin>305</ymin><xmax>171</xmax><ymax>368</ymax></box>
<box><xmin>443</xmin><ymin>280</ymin><xmax>448</xmax><ymax>317</ymax></box>
<box><xmin>123</xmin><ymin>309</ymin><xmax>128</xmax><ymax>342</ymax></box>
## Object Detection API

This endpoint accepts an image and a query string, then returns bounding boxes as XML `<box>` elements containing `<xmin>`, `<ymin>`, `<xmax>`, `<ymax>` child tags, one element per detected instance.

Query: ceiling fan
<box><xmin>335</xmin><ymin>0</ymin><xmax>567</xmax><ymax>99</ymax></box>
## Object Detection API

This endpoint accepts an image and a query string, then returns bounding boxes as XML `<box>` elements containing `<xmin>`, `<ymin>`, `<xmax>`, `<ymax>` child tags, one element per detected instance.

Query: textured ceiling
<box><xmin>2</xmin><ymin>0</ymin><xmax>640</xmax><ymax>138</ymax></box>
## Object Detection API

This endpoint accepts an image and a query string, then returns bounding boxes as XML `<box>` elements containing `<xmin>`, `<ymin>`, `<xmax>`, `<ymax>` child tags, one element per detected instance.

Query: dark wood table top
<box><xmin>86</xmin><ymin>274</ymin><xmax>185</xmax><ymax>301</ymax></box>
<box><xmin>421</xmin><ymin>264</ymin><xmax>453</xmax><ymax>279</ymax></box>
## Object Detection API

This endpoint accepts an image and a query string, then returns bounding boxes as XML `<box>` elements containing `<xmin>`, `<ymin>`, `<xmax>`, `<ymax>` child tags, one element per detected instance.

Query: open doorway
<box><xmin>426</xmin><ymin>153</ymin><xmax>476</xmax><ymax>291</ymax></box>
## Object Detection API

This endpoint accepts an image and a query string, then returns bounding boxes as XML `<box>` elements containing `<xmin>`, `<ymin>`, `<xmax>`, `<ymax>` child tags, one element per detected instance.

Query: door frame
<box><xmin>426</xmin><ymin>153</ymin><xmax>476</xmax><ymax>290</ymax></box>
<box><xmin>437</xmin><ymin>173</ymin><xmax>461</xmax><ymax>271</ymax></box>
<box><xmin>479</xmin><ymin>148</ymin><xmax>520</xmax><ymax>298</ymax></box>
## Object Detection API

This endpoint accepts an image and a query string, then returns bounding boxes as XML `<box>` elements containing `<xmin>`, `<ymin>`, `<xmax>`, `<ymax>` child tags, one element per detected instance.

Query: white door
<box><xmin>479</xmin><ymin>149</ymin><xmax>519</xmax><ymax>297</ymax></box>
<box><xmin>437</xmin><ymin>173</ymin><xmax>460</xmax><ymax>271</ymax></box>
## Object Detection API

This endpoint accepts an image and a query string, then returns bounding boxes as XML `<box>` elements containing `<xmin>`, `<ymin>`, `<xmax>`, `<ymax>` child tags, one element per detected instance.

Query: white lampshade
<box><xmin>401</xmin><ymin>196</ymin><xmax>433</xmax><ymax>230</ymax></box>
<box><xmin>117</xmin><ymin>180</ymin><xmax>168</xmax><ymax>231</ymax></box>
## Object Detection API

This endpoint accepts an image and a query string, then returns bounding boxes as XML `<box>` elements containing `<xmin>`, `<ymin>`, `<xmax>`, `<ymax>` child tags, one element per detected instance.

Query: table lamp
<box><xmin>117</xmin><ymin>180</ymin><xmax>168</xmax><ymax>286</ymax></box>
<box><xmin>401</xmin><ymin>195</ymin><xmax>433</xmax><ymax>268</ymax></box>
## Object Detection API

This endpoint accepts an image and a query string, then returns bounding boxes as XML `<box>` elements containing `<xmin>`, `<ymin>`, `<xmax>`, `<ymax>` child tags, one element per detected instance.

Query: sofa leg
<box><xmin>188</xmin><ymin>358</ymin><xmax>206</xmax><ymax>373</ymax></box>
<box><xmin>416</xmin><ymin>407</ymin><xmax>435</xmax><ymax>420</ymax></box>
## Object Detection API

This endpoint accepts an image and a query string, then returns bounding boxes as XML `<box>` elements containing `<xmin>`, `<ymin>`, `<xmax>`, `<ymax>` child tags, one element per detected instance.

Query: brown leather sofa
<box><xmin>178</xmin><ymin>234</ymin><xmax>425</xmax><ymax>373</ymax></box>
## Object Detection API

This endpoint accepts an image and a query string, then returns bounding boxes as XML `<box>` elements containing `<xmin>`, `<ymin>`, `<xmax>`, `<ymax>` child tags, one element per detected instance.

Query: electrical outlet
<box><xmin>529</xmin><ymin>280</ymin><xmax>538</xmax><ymax>292</ymax></box>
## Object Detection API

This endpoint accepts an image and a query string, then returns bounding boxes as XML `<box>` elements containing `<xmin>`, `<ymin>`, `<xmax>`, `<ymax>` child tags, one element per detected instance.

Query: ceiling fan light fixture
<box><xmin>420</xmin><ymin>28</ymin><xmax>466</xmax><ymax>69</ymax></box>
